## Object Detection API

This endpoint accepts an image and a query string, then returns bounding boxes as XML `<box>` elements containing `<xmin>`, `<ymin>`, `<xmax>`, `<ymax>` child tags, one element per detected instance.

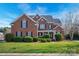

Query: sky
<box><xmin>0</xmin><ymin>3</ymin><xmax>79</xmax><ymax>27</ymax></box>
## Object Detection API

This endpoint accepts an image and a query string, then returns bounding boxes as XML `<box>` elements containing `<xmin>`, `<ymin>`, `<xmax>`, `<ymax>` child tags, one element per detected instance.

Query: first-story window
<box><xmin>16</xmin><ymin>31</ymin><xmax>21</xmax><ymax>36</ymax></box>
<box><xmin>38</xmin><ymin>32</ymin><xmax>43</xmax><ymax>36</ymax></box>
<box><xmin>26</xmin><ymin>32</ymin><xmax>32</xmax><ymax>36</ymax></box>
<box><xmin>28</xmin><ymin>32</ymin><xmax>32</xmax><ymax>36</ymax></box>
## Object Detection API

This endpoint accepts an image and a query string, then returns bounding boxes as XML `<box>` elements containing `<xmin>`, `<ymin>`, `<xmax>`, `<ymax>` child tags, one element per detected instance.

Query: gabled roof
<box><xmin>11</xmin><ymin>14</ymin><xmax>62</xmax><ymax>26</ymax></box>
<box><xmin>11</xmin><ymin>14</ymin><xmax>36</xmax><ymax>24</ymax></box>
<box><xmin>29</xmin><ymin>15</ymin><xmax>61</xmax><ymax>25</ymax></box>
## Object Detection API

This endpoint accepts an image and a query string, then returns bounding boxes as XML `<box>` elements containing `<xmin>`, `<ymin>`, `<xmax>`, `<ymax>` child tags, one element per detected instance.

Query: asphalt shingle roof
<box><xmin>29</xmin><ymin>15</ymin><xmax>61</xmax><ymax>25</ymax></box>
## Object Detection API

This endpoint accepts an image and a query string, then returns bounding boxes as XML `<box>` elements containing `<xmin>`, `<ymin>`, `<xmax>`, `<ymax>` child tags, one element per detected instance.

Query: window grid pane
<box><xmin>40</xmin><ymin>24</ymin><xmax>45</xmax><ymax>29</ymax></box>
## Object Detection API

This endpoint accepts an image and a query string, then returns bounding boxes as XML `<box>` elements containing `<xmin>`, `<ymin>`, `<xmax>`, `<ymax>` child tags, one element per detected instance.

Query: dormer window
<box><xmin>21</xmin><ymin>20</ymin><xmax>28</xmax><ymax>28</ymax></box>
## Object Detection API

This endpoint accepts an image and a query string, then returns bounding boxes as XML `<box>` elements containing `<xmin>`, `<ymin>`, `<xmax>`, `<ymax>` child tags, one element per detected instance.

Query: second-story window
<box><xmin>39</xmin><ymin>24</ymin><xmax>45</xmax><ymax>29</ymax></box>
<box><xmin>21</xmin><ymin>20</ymin><xmax>28</xmax><ymax>28</ymax></box>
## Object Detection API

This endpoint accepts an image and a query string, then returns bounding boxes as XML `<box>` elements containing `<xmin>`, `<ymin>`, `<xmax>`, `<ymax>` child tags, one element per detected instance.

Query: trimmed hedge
<box><xmin>5</xmin><ymin>34</ymin><xmax>52</xmax><ymax>42</ymax></box>
<box><xmin>46</xmin><ymin>39</ymin><xmax>51</xmax><ymax>42</ymax></box>
<box><xmin>42</xmin><ymin>34</ymin><xmax>50</xmax><ymax>38</ymax></box>
<box><xmin>39</xmin><ymin>38</ymin><xmax>51</xmax><ymax>42</ymax></box>
<box><xmin>5</xmin><ymin>33</ymin><xmax>14</xmax><ymax>42</ymax></box>
<box><xmin>23</xmin><ymin>36</ymin><xmax>33</xmax><ymax>42</ymax></box>
<box><xmin>13</xmin><ymin>36</ymin><xmax>23</xmax><ymax>42</ymax></box>
<box><xmin>39</xmin><ymin>38</ymin><xmax>47</xmax><ymax>42</ymax></box>
<box><xmin>33</xmin><ymin>37</ymin><xmax>38</xmax><ymax>42</ymax></box>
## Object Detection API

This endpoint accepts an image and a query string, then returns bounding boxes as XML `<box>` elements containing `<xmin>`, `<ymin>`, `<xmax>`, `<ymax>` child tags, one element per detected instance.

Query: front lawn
<box><xmin>0</xmin><ymin>41</ymin><xmax>79</xmax><ymax>53</ymax></box>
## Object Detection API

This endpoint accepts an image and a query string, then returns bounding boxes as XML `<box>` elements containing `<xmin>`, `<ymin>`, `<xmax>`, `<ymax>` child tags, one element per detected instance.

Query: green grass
<box><xmin>0</xmin><ymin>41</ymin><xmax>79</xmax><ymax>53</ymax></box>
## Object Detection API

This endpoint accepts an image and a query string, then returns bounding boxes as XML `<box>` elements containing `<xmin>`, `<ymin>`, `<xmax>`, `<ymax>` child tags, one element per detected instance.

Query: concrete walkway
<box><xmin>0</xmin><ymin>53</ymin><xmax>79</xmax><ymax>56</ymax></box>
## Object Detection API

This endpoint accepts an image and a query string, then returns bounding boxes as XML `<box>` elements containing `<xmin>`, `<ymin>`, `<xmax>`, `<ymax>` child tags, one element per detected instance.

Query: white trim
<box><xmin>37</xmin><ymin>16</ymin><xmax>63</xmax><ymax>30</ymax></box>
<box><xmin>39</xmin><ymin>24</ymin><xmax>45</xmax><ymax>29</ymax></box>
<box><xmin>53</xmin><ymin>25</ymin><xmax>63</xmax><ymax>30</ymax></box>
<box><xmin>47</xmin><ymin>22</ymin><xmax>62</xmax><ymax>27</ymax></box>
<box><xmin>37</xmin><ymin>16</ymin><xmax>47</xmax><ymax>22</ymax></box>
<box><xmin>25</xmin><ymin>14</ymin><xmax>36</xmax><ymax>23</ymax></box>
<box><xmin>21</xmin><ymin>20</ymin><xmax>27</xmax><ymax>28</ymax></box>
<box><xmin>11</xmin><ymin>14</ymin><xmax>36</xmax><ymax>24</ymax></box>
<box><xmin>11</xmin><ymin>14</ymin><xmax>24</xmax><ymax>24</ymax></box>
<box><xmin>48</xmin><ymin>22</ymin><xmax>63</xmax><ymax>30</ymax></box>
<box><xmin>38</xmin><ymin>30</ymin><xmax>53</xmax><ymax>32</ymax></box>
<box><xmin>32</xmin><ymin>14</ymin><xmax>40</xmax><ymax>19</ymax></box>
<box><xmin>53</xmin><ymin>26</ymin><xmax>59</xmax><ymax>29</ymax></box>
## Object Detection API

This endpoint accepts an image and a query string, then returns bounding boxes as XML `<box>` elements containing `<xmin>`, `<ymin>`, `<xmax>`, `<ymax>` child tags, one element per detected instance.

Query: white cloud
<box><xmin>35</xmin><ymin>6</ymin><xmax>47</xmax><ymax>14</ymax></box>
<box><xmin>18</xmin><ymin>3</ymin><xmax>32</xmax><ymax>14</ymax></box>
<box><xmin>17</xmin><ymin>3</ymin><xmax>47</xmax><ymax>15</ymax></box>
<box><xmin>0</xmin><ymin>19</ymin><xmax>11</xmax><ymax>27</ymax></box>
<box><xmin>0</xmin><ymin>12</ymin><xmax>18</xmax><ymax>27</ymax></box>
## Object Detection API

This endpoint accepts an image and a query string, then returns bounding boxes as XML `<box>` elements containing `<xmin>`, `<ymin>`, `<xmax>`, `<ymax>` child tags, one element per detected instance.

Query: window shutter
<box><xmin>16</xmin><ymin>32</ymin><xmax>17</xmax><ymax>36</ymax></box>
<box><xmin>21</xmin><ymin>32</ymin><xmax>22</xmax><ymax>36</ymax></box>
<box><xmin>26</xmin><ymin>21</ymin><xmax>28</xmax><ymax>28</ymax></box>
<box><xmin>21</xmin><ymin>21</ymin><xmax>22</xmax><ymax>28</ymax></box>
<box><xmin>21</xmin><ymin>20</ymin><xmax>28</xmax><ymax>28</ymax></box>
<box><xmin>26</xmin><ymin>32</ymin><xmax>28</xmax><ymax>36</ymax></box>
<box><xmin>31</xmin><ymin>32</ymin><xmax>33</xmax><ymax>36</ymax></box>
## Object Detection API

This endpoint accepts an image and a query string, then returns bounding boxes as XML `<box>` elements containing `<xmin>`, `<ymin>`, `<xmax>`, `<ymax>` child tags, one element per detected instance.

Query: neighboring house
<box><xmin>11</xmin><ymin>14</ymin><xmax>64</xmax><ymax>39</ymax></box>
<box><xmin>0</xmin><ymin>32</ymin><xmax>4</xmax><ymax>41</ymax></box>
<box><xmin>4</xmin><ymin>28</ymin><xmax>11</xmax><ymax>34</ymax></box>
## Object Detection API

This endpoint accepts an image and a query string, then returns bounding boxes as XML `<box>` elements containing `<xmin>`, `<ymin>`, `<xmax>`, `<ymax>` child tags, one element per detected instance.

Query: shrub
<box><xmin>33</xmin><ymin>37</ymin><xmax>38</xmax><ymax>42</ymax></box>
<box><xmin>38</xmin><ymin>36</ymin><xmax>43</xmax><ymax>38</ymax></box>
<box><xmin>23</xmin><ymin>36</ymin><xmax>33</xmax><ymax>42</ymax></box>
<box><xmin>46</xmin><ymin>38</ymin><xmax>51</xmax><ymax>42</ymax></box>
<box><xmin>39</xmin><ymin>38</ymin><xmax>47</xmax><ymax>42</ymax></box>
<box><xmin>42</xmin><ymin>34</ymin><xmax>50</xmax><ymax>38</ymax></box>
<box><xmin>5</xmin><ymin>33</ymin><xmax>14</xmax><ymax>42</ymax></box>
<box><xmin>13</xmin><ymin>36</ymin><xmax>23</xmax><ymax>42</ymax></box>
<box><xmin>55</xmin><ymin>32</ymin><xmax>62</xmax><ymax>41</ymax></box>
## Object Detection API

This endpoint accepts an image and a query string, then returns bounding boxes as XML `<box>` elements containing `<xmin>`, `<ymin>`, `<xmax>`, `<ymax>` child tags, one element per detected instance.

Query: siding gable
<box><xmin>11</xmin><ymin>14</ymin><xmax>36</xmax><ymax>24</ymax></box>
<box><xmin>38</xmin><ymin>17</ymin><xmax>47</xmax><ymax>24</ymax></box>
<box><xmin>33</xmin><ymin>14</ymin><xmax>40</xmax><ymax>21</ymax></box>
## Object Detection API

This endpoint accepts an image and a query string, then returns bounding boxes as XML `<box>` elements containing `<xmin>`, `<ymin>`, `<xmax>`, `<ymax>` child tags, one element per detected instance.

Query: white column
<box><xmin>37</xmin><ymin>24</ymin><xmax>38</xmax><ymax>37</ymax></box>
<box><xmin>53</xmin><ymin>30</ymin><xmax>56</xmax><ymax>40</ymax></box>
<box><xmin>35</xmin><ymin>23</ymin><xmax>38</xmax><ymax>37</ymax></box>
<box><xmin>43</xmin><ymin>32</ymin><xmax>44</xmax><ymax>36</ymax></box>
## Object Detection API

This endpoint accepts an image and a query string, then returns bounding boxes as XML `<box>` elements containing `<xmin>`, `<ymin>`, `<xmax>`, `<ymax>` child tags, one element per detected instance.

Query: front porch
<box><xmin>37</xmin><ymin>30</ymin><xmax>56</xmax><ymax>40</ymax></box>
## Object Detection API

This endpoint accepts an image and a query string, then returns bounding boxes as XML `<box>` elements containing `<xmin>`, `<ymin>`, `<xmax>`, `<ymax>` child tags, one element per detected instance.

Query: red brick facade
<box><xmin>11</xmin><ymin>14</ymin><xmax>37</xmax><ymax>36</ymax></box>
<box><xmin>11</xmin><ymin>14</ymin><xmax>64</xmax><ymax>38</ymax></box>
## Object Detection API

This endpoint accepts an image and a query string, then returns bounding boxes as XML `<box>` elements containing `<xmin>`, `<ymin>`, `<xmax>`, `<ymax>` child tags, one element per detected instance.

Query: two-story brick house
<box><xmin>11</xmin><ymin>14</ymin><xmax>64</xmax><ymax>39</ymax></box>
